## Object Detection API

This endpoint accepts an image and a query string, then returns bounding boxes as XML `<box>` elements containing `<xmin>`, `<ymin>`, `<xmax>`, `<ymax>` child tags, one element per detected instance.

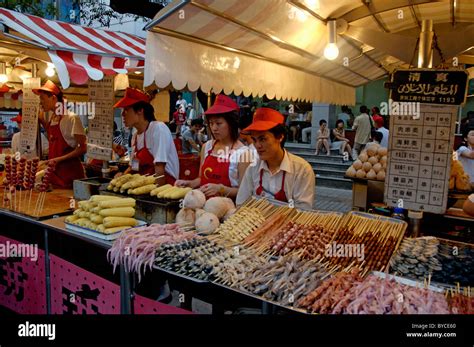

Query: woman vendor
<box><xmin>34</xmin><ymin>80</ymin><xmax>86</xmax><ymax>188</ymax></box>
<box><xmin>175</xmin><ymin>94</ymin><xmax>250</xmax><ymax>198</ymax></box>
<box><xmin>114</xmin><ymin>88</ymin><xmax>179</xmax><ymax>186</ymax></box>
<box><xmin>236</xmin><ymin>107</ymin><xmax>315</xmax><ymax>210</ymax></box>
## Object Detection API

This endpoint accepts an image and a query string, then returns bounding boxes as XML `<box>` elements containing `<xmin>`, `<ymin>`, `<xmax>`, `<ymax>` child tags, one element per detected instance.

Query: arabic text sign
<box><xmin>390</xmin><ymin>69</ymin><xmax>468</xmax><ymax>105</ymax></box>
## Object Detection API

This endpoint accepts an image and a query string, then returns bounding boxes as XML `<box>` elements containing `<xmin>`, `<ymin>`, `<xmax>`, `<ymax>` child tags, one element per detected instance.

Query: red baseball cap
<box><xmin>113</xmin><ymin>88</ymin><xmax>150</xmax><ymax>108</ymax></box>
<box><xmin>11</xmin><ymin>114</ymin><xmax>22</xmax><ymax>123</ymax></box>
<box><xmin>373</xmin><ymin>115</ymin><xmax>384</xmax><ymax>127</ymax></box>
<box><xmin>204</xmin><ymin>94</ymin><xmax>239</xmax><ymax>115</ymax></box>
<box><xmin>243</xmin><ymin>107</ymin><xmax>284</xmax><ymax>132</ymax></box>
<box><xmin>32</xmin><ymin>80</ymin><xmax>61</xmax><ymax>96</ymax></box>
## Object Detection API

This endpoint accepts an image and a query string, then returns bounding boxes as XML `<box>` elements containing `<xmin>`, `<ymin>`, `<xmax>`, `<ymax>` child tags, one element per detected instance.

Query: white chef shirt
<box><xmin>236</xmin><ymin>150</ymin><xmax>315</xmax><ymax>210</ymax></box>
<box><xmin>131</xmin><ymin>121</ymin><xmax>179</xmax><ymax>179</ymax></box>
<box><xmin>49</xmin><ymin>111</ymin><xmax>85</xmax><ymax>148</ymax></box>
<box><xmin>377</xmin><ymin>127</ymin><xmax>389</xmax><ymax>148</ymax></box>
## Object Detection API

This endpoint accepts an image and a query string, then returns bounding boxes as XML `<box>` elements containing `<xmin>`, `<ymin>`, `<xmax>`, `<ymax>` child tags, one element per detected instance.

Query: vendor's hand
<box><xmin>45</xmin><ymin>159</ymin><xmax>58</xmax><ymax>167</ymax></box>
<box><xmin>114</xmin><ymin>172</ymin><xmax>124</xmax><ymax>178</ymax></box>
<box><xmin>200</xmin><ymin>183</ymin><xmax>221</xmax><ymax>198</ymax></box>
<box><xmin>175</xmin><ymin>179</ymin><xmax>189</xmax><ymax>188</ymax></box>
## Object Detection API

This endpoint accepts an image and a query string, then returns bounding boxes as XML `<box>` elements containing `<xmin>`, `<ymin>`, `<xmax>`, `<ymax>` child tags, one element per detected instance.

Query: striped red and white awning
<box><xmin>0</xmin><ymin>8</ymin><xmax>145</xmax><ymax>88</ymax></box>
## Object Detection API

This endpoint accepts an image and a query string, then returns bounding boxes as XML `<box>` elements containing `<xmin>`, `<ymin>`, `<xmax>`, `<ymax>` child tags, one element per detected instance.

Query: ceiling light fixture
<box><xmin>324</xmin><ymin>20</ymin><xmax>339</xmax><ymax>60</ymax></box>
<box><xmin>45</xmin><ymin>62</ymin><xmax>55</xmax><ymax>77</ymax></box>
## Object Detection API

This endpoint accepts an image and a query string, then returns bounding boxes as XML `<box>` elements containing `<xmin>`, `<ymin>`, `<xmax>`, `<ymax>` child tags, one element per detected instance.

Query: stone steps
<box><xmin>285</xmin><ymin>143</ymin><xmax>352</xmax><ymax>190</ymax></box>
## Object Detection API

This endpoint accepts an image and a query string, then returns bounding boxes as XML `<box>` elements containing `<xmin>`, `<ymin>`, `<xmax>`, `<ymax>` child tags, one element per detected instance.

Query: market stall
<box><xmin>2</xmin><ymin>1</ymin><xmax>474</xmax><ymax>316</ymax></box>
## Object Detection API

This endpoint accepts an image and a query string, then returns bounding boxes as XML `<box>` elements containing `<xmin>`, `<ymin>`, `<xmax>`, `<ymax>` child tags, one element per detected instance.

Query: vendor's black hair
<box><xmin>335</xmin><ymin>119</ymin><xmax>344</xmax><ymax>127</ymax></box>
<box><xmin>268</xmin><ymin>124</ymin><xmax>287</xmax><ymax>149</ymax></box>
<box><xmin>319</xmin><ymin>119</ymin><xmax>327</xmax><ymax>126</ymax></box>
<box><xmin>206</xmin><ymin>112</ymin><xmax>239</xmax><ymax>142</ymax></box>
<box><xmin>360</xmin><ymin>105</ymin><xmax>368</xmax><ymax>114</ymax></box>
<box><xmin>191</xmin><ymin>118</ymin><xmax>204</xmax><ymax>127</ymax></box>
<box><xmin>132</xmin><ymin>101</ymin><xmax>155</xmax><ymax>122</ymax></box>
<box><xmin>372</xmin><ymin>130</ymin><xmax>383</xmax><ymax>143</ymax></box>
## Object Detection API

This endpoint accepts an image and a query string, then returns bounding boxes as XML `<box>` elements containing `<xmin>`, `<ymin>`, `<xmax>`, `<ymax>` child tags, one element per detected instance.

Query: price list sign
<box><xmin>87</xmin><ymin>76</ymin><xmax>114</xmax><ymax>161</ymax></box>
<box><xmin>20</xmin><ymin>78</ymin><xmax>41</xmax><ymax>156</ymax></box>
<box><xmin>384</xmin><ymin>104</ymin><xmax>457</xmax><ymax>214</ymax></box>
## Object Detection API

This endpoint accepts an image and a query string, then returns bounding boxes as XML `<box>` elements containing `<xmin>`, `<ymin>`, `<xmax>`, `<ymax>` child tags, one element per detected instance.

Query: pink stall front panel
<box><xmin>0</xmin><ymin>236</ymin><xmax>47</xmax><ymax>314</ymax></box>
<box><xmin>50</xmin><ymin>254</ymin><xmax>120</xmax><ymax>314</ymax></box>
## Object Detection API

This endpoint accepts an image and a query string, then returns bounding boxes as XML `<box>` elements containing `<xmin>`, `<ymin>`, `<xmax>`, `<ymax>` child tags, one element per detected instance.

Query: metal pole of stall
<box><xmin>120</xmin><ymin>264</ymin><xmax>133</xmax><ymax>314</ymax></box>
<box><xmin>43</xmin><ymin>228</ymin><xmax>52</xmax><ymax>314</ymax></box>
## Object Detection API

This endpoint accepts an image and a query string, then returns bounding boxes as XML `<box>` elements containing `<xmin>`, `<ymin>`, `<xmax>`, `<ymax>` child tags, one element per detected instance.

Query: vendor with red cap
<box><xmin>236</xmin><ymin>107</ymin><xmax>315</xmax><ymax>210</ymax></box>
<box><xmin>34</xmin><ymin>80</ymin><xmax>86</xmax><ymax>188</ymax></box>
<box><xmin>114</xmin><ymin>87</ymin><xmax>179</xmax><ymax>185</ymax></box>
<box><xmin>175</xmin><ymin>94</ymin><xmax>250</xmax><ymax>198</ymax></box>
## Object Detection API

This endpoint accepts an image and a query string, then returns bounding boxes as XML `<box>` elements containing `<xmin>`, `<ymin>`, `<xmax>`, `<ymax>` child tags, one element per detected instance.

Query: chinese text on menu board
<box><xmin>20</xmin><ymin>78</ymin><xmax>41</xmax><ymax>156</ymax></box>
<box><xmin>384</xmin><ymin>104</ymin><xmax>457</xmax><ymax>214</ymax></box>
<box><xmin>389</xmin><ymin>69</ymin><xmax>468</xmax><ymax>105</ymax></box>
<box><xmin>87</xmin><ymin>76</ymin><xmax>114</xmax><ymax>161</ymax></box>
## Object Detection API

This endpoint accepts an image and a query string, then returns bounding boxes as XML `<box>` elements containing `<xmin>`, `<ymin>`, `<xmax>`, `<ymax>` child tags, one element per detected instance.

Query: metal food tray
<box><xmin>371</xmin><ymin>271</ymin><xmax>445</xmax><ymax>293</ymax></box>
<box><xmin>211</xmin><ymin>281</ymin><xmax>309</xmax><ymax>314</ymax></box>
<box><xmin>65</xmin><ymin>220</ymin><xmax>146</xmax><ymax>241</ymax></box>
<box><xmin>152</xmin><ymin>264</ymin><xmax>210</xmax><ymax>285</ymax></box>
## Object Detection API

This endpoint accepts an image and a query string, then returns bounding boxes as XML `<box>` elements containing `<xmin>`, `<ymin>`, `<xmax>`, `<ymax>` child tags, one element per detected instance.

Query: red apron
<box><xmin>200</xmin><ymin>141</ymin><xmax>232</xmax><ymax>188</ymax></box>
<box><xmin>47</xmin><ymin>117</ymin><xmax>85</xmax><ymax>188</ymax></box>
<box><xmin>132</xmin><ymin>125</ymin><xmax>175</xmax><ymax>185</ymax></box>
<box><xmin>256</xmin><ymin>169</ymin><xmax>288</xmax><ymax>202</ymax></box>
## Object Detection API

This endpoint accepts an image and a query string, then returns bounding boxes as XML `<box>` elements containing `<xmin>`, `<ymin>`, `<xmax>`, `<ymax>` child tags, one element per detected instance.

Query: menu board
<box><xmin>384</xmin><ymin>104</ymin><xmax>457</xmax><ymax>214</ymax></box>
<box><xmin>20</xmin><ymin>78</ymin><xmax>41</xmax><ymax>156</ymax></box>
<box><xmin>87</xmin><ymin>76</ymin><xmax>114</xmax><ymax>161</ymax></box>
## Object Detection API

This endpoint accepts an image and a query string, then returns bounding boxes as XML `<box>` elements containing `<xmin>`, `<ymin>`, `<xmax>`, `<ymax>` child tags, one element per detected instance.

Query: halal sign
<box><xmin>386</xmin><ymin>69</ymin><xmax>469</xmax><ymax>105</ymax></box>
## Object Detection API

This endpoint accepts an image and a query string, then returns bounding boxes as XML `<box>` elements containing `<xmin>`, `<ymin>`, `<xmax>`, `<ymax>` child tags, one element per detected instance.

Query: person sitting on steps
<box><xmin>331</xmin><ymin>119</ymin><xmax>354</xmax><ymax>160</ymax></box>
<box><xmin>315</xmin><ymin>119</ymin><xmax>330</xmax><ymax>156</ymax></box>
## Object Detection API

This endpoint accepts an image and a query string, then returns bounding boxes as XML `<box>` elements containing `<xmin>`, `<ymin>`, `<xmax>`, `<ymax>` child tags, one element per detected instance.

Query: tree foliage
<box><xmin>0</xmin><ymin>0</ymin><xmax>151</xmax><ymax>27</ymax></box>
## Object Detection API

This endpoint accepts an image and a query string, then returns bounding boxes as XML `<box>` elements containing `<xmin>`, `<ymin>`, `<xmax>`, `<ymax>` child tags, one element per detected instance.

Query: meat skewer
<box><xmin>3</xmin><ymin>155</ymin><xmax>11</xmax><ymax>208</ymax></box>
<box><xmin>17</xmin><ymin>158</ymin><xmax>26</xmax><ymax>212</ymax></box>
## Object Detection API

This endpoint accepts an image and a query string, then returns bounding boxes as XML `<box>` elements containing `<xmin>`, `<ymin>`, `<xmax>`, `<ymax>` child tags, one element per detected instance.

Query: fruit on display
<box><xmin>346</xmin><ymin>144</ymin><xmax>387</xmax><ymax>181</ymax></box>
<box><xmin>175</xmin><ymin>190</ymin><xmax>237</xmax><ymax>232</ymax></box>
<box><xmin>195</xmin><ymin>212</ymin><xmax>220</xmax><ymax>234</ymax></box>
<box><xmin>66</xmin><ymin>195</ymin><xmax>137</xmax><ymax>234</ymax></box>
<box><xmin>450</xmin><ymin>156</ymin><xmax>471</xmax><ymax>191</ymax></box>
<box><xmin>175</xmin><ymin>208</ymin><xmax>196</xmax><ymax>225</ymax></box>
<box><xmin>182</xmin><ymin>189</ymin><xmax>206</xmax><ymax>209</ymax></box>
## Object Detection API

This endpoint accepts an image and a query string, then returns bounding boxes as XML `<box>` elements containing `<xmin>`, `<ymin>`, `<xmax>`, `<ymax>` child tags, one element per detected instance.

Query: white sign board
<box><xmin>384</xmin><ymin>104</ymin><xmax>457</xmax><ymax>214</ymax></box>
<box><xmin>87</xmin><ymin>76</ymin><xmax>114</xmax><ymax>161</ymax></box>
<box><xmin>20</xmin><ymin>77</ymin><xmax>41</xmax><ymax>156</ymax></box>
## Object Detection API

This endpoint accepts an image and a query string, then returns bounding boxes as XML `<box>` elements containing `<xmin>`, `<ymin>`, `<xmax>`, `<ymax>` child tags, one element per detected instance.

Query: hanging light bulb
<box><xmin>45</xmin><ymin>62</ymin><xmax>55</xmax><ymax>77</ymax></box>
<box><xmin>324</xmin><ymin>20</ymin><xmax>339</xmax><ymax>60</ymax></box>
<box><xmin>0</xmin><ymin>62</ymin><xmax>8</xmax><ymax>84</ymax></box>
